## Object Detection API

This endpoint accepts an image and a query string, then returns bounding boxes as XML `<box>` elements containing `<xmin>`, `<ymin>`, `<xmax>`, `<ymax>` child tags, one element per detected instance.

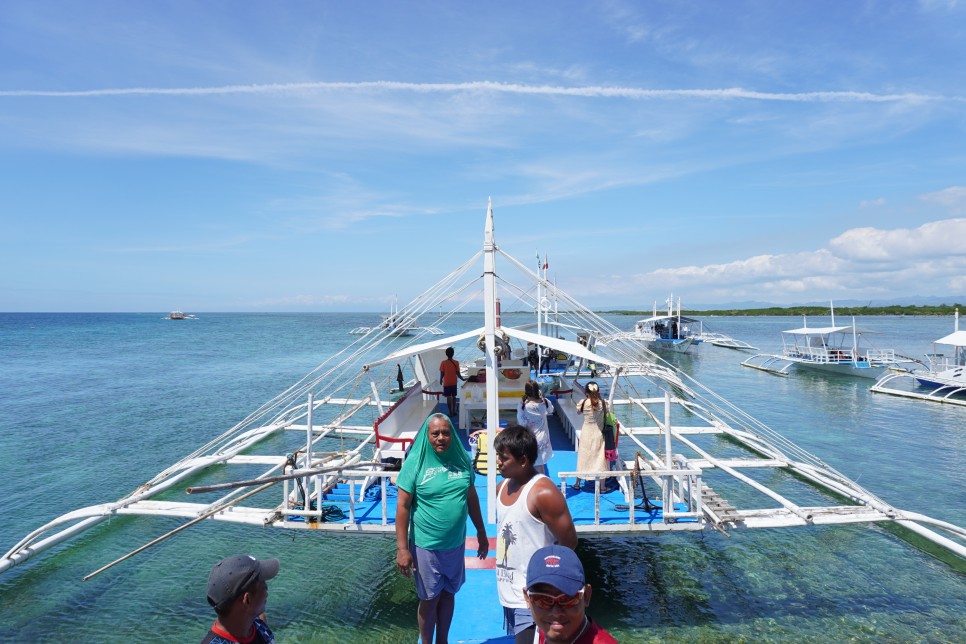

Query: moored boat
<box><xmin>628</xmin><ymin>295</ymin><xmax>700</xmax><ymax>353</ymax></box>
<box><xmin>871</xmin><ymin>309</ymin><xmax>966</xmax><ymax>405</ymax></box>
<box><xmin>742</xmin><ymin>305</ymin><xmax>911</xmax><ymax>378</ymax></box>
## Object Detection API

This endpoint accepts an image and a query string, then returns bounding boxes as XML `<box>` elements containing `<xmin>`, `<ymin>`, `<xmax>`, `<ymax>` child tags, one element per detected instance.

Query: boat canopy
<box><xmin>934</xmin><ymin>330</ymin><xmax>966</xmax><ymax>348</ymax></box>
<box><xmin>367</xmin><ymin>324</ymin><xmax>613</xmax><ymax>369</ymax></box>
<box><xmin>502</xmin><ymin>326</ymin><xmax>617</xmax><ymax>367</ymax></box>
<box><xmin>636</xmin><ymin>314</ymin><xmax>701</xmax><ymax>325</ymax></box>
<box><xmin>367</xmin><ymin>327</ymin><xmax>485</xmax><ymax>368</ymax></box>
<box><xmin>783</xmin><ymin>325</ymin><xmax>879</xmax><ymax>336</ymax></box>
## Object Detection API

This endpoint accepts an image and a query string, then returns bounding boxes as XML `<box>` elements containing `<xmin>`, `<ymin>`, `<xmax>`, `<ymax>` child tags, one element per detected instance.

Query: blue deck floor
<box><xmin>306</xmin><ymin>394</ymin><xmax>680</xmax><ymax>641</ymax></box>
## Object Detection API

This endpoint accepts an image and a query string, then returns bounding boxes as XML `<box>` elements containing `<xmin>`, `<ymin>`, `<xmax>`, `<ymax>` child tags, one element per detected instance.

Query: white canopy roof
<box><xmin>934</xmin><ymin>330</ymin><xmax>966</xmax><ymax>347</ymax></box>
<box><xmin>636</xmin><ymin>314</ymin><xmax>700</xmax><ymax>324</ymax></box>
<box><xmin>783</xmin><ymin>325</ymin><xmax>879</xmax><ymax>335</ymax></box>
<box><xmin>502</xmin><ymin>326</ymin><xmax>618</xmax><ymax>367</ymax></box>
<box><xmin>366</xmin><ymin>324</ymin><xmax>618</xmax><ymax>369</ymax></box>
<box><xmin>366</xmin><ymin>327</ymin><xmax>485</xmax><ymax>368</ymax></box>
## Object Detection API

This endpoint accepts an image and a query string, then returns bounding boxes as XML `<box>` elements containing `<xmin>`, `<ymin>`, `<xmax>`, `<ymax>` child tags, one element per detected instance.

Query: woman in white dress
<box><xmin>573</xmin><ymin>380</ymin><xmax>611</xmax><ymax>491</ymax></box>
<box><xmin>517</xmin><ymin>380</ymin><xmax>554</xmax><ymax>474</ymax></box>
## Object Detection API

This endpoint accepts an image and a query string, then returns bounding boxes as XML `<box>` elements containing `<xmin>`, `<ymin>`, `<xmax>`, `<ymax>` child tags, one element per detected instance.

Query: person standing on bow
<box><xmin>396</xmin><ymin>413</ymin><xmax>488</xmax><ymax>644</ymax></box>
<box><xmin>494</xmin><ymin>425</ymin><xmax>577</xmax><ymax>644</ymax></box>
<box><xmin>517</xmin><ymin>380</ymin><xmax>554</xmax><ymax>475</ymax></box>
<box><xmin>439</xmin><ymin>347</ymin><xmax>465</xmax><ymax>418</ymax></box>
<box><xmin>573</xmin><ymin>381</ymin><xmax>611</xmax><ymax>492</ymax></box>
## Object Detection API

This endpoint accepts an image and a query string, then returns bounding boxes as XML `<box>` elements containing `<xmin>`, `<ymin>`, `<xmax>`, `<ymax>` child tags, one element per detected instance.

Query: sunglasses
<box><xmin>526</xmin><ymin>589</ymin><xmax>584</xmax><ymax>610</ymax></box>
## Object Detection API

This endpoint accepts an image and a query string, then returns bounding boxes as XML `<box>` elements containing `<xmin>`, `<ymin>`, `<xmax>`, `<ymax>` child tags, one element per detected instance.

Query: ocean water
<box><xmin>0</xmin><ymin>312</ymin><xmax>963</xmax><ymax>643</ymax></box>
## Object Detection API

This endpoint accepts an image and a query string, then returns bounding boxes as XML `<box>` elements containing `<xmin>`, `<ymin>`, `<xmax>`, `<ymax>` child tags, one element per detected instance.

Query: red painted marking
<box><xmin>465</xmin><ymin>536</ymin><xmax>497</xmax><ymax>551</ymax></box>
<box><xmin>465</xmin><ymin>556</ymin><xmax>496</xmax><ymax>570</ymax></box>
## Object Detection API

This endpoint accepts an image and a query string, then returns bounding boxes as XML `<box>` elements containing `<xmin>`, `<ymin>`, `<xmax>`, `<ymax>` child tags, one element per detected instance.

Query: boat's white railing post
<box><xmin>347</xmin><ymin>479</ymin><xmax>356</xmax><ymax>524</ymax></box>
<box><xmin>663</xmin><ymin>392</ymin><xmax>673</xmax><ymax>520</ymax></box>
<box><xmin>313</xmin><ymin>473</ymin><xmax>321</xmax><ymax>521</ymax></box>
<box><xmin>283</xmin><ymin>473</ymin><xmax>290</xmax><ymax>516</ymax></box>
<box><xmin>381</xmin><ymin>475</ymin><xmax>388</xmax><ymax>525</ymax></box>
<box><xmin>306</xmin><ymin>393</ymin><xmax>313</xmax><ymax>468</ymax></box>
<box><xmin>303</xmin><ymin>392</ymin><xmax>313</xmax><ymax>511</ymax></box>
<box><xmin>852</xmin><ymin>317</ymin><xmax>859</xmax><ymax>361</ymax></box>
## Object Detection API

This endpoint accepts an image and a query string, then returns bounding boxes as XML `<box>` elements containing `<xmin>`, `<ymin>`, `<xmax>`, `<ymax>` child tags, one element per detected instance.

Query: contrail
<box><xmin>0</xmin><ymin>80</ymin><xmax>947</xmax><ymax>103</ymax></box>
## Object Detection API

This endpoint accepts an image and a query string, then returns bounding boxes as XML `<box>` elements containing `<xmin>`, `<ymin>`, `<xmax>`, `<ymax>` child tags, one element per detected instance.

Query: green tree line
<box><xmin>606</xmin><ymin>304</ymin><xmax>963</xmax><ymax>317</ymax></box>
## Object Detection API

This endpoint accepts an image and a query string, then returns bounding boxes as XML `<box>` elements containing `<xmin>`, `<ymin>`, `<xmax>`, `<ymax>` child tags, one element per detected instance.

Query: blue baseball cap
<box><xmin>526</xmin><ymin>545</ymin><xmax>585</xmax><ymax>596</ymax></box>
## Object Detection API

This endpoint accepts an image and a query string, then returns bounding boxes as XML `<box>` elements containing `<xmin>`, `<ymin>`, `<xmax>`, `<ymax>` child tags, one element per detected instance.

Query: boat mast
<box><xmin>536</xmin><ymin>253</ymin><xmax>543</xmax><ymax>345</ymax></box>
<box><xmin>482</xmin><ymin>198</ymin><xmax>500</xmax><ymax>523</ymax></box>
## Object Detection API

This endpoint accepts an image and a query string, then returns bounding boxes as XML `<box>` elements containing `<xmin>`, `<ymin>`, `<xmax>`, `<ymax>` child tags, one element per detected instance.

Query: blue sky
<box><xmin>2</xmin><ymin>1</ymin><xmax>965</xmax><ymax>312</ymax></box>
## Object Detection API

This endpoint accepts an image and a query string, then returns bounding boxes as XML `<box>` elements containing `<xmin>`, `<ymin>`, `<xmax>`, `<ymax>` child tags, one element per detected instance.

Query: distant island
<box><xmin>605</xmin><ymin>304</ymin><xmax>963</xmax><ymax>317</ymax></box>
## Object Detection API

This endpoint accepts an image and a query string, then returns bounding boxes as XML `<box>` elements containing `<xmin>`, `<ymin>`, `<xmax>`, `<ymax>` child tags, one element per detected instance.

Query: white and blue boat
<box><xmin>871</xmin><ymin>309</ymin><xmax>966</xmax><ymax>405</ymax></box>
<box><xmin>742</xmin><ymin>305</ymin><xmax>911</xmax><ymax>379</ymax></box>
<box><xmin>3</xmin><ymin>203</ymin><xmax>964</xmax><ymax>642</ymax></box>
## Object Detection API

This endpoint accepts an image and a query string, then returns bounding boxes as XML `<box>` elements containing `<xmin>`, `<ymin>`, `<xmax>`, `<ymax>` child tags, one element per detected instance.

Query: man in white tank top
<box><xmin>494</xmin><ymin>425</ymin><xmax>577</xmax><ymax>644</ymax></box>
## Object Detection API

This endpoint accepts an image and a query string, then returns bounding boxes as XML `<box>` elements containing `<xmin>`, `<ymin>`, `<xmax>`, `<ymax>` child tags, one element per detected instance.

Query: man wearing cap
<box><xmin>202</xmin><ymin>554</ymin><xmax>280</xmax><ymax>644</ymax></box>
<box><xmin>525</xmin><ymin>545</ymin><xmax>617</xmax><ymax>644</ymax></box>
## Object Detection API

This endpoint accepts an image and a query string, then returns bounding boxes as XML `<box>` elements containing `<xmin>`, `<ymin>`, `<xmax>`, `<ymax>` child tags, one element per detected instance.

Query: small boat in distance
<box><xmin>871</xmin><ymin>309</ymin><xmax>966</xmax><ymax>406</ymax></box>
<box><xmin>742</xmin><ymin>304</ymin><xmax>910</xmax><ymax>378</ymax></box>
<box><xmin>166</xmin><ymin>311</ymin><xmax>197</xmax><ymax>320</ymax></box>
<box><xmin>349</xmin><ymin>297</ymin><xmax>443</xmax><ymax>336</ymax></box>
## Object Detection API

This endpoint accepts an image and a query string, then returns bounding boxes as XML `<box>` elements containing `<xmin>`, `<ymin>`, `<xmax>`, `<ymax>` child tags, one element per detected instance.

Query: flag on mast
<box><xmin>542</xmin><ymin>255</ymin><xmax>549</xmax><ymax>270</ymax></box>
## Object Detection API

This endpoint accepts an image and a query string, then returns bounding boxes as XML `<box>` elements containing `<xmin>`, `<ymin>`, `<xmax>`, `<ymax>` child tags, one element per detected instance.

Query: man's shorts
<box><xmin>412</xmin><ymin>544</ymin><xmax>465</xmax><ymax>600</ymax></box>
<box><xmin>443</xmin><ymin>384</ymin><xmax>458</xmax><ymax>397</ymax></box>
<box><xmin>503</xmin><ymin>606</ymin><xmax>535</xmax><ymax>637</ymax></box>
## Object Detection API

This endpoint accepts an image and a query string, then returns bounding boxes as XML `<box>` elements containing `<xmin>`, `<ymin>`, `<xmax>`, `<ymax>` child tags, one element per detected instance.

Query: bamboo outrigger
<box><xmin>3</xmin><ymin>200</ymin><xmax>965</xmax><ymax>584</ymax></box>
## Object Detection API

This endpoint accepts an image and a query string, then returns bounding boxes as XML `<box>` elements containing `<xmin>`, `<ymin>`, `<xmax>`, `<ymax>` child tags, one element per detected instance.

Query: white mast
<box><xmin>482</xmin><ymin>198</ymin><xmax>500</xmax><ymax>523</ymax></box>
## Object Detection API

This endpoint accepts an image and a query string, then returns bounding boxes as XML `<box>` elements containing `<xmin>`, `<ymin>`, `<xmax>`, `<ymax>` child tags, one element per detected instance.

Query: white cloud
<box><xmin>859</xmin><ymin>198</ymin><xmax>886</xmax><ymax>208</ymax></box>
<box><xmin>604</xmin><ymin>218</ymin><xmax>966</xmax><ymax>304</ymax></box>
<box><xmin>828</xmin><ymin>218</ymin><xmax>966</xmax><ymax>261</ymax></box>
<box><xmin>0</xmin><ymin>81</ymin><xmax>946</xmax><ymax>103</ymax></box>
<box><xmin>920</xmin><ymin>186</ymin><xmax>966</xmax><ymax>215</ymax></box>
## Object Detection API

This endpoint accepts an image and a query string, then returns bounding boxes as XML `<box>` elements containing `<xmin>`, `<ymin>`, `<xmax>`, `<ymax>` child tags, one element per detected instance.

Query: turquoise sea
<box><xmin>0</xmin><ymin>312</ymin><xmax>963</xmax><ymax>642</ymax></box>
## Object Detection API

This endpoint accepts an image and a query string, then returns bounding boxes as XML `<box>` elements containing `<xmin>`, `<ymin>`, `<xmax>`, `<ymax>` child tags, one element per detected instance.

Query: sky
<box><xmin>2</xmin><ymin>1</ymin><xmax>965</xmax><ymax>312</ymax></box>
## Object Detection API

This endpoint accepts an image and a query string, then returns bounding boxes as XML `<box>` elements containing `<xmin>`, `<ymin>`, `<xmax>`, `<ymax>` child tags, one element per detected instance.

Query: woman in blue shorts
<box><xmin>396</xmin><ymin>413</ymin><xmax>488</xmax><ymax>643</ymax></box>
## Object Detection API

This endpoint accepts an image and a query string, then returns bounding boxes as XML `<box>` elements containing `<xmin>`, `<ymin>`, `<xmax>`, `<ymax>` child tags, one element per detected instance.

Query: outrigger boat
<box><xmin>613</xmin><ymin>296</ymin><xmax>757</xmax><ymax>352</ymax></box>
<box><xmin>625</xmin><ymin>295</ymin><xmax>699</xmax><ymax>353</ymax></box>
<box><xmin>741</xmin><ymin>306</ymin><xmax>910</xmax><ymax>378</ymax></box>
<box><xmin>871</xmin><ymin>309</ymin><xmax>966</xmax><ymax>406</ymax></box>
<box><xmin>3</xmin><ymin>202</ymin><xmax>964</xmax><ymax>641</ymax></box>
<box><xmin>693</xmin><ymin>331</ymin><xmax>758</xmax><ymax>351</ymax></box>
<box><xmin>350</xmin><ymin>297</ymin><xmax>444</xmax><ymax>337</ymax></box>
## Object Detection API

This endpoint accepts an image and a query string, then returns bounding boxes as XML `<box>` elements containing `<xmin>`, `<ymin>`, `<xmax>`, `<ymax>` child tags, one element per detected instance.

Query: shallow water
<box><xmin>0</xmin><ymin>312</ymin><xmax>963</xmax><ymax>642</ymax></box>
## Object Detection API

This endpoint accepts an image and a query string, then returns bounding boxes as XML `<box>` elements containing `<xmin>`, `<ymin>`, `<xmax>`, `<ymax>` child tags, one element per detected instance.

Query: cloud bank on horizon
<box><xmin>1</xmin><ymin>1</ymin><xmax>965</xmax><ymax>312</ymax></box>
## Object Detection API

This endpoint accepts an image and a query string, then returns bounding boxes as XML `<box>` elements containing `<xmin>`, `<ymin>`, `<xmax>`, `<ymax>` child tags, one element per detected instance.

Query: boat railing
<box><xmin>786</xmin><ymin>346</ymin><xmax>832</xmax><ymax>362</ymax></box>
<box><xmin>282</xmin><ymin>464</ymin><xmax>396</xmax><ymax>527</ymax></box>
<box><xmin>926</xmin><ymin>352</ymin><xmax>956</xmax><ymax>371</ymax></box>
<box><xmin>556</xmin><ymin>466</ymin><xmax>703</xmax><ymax>526</ymax></box>
<box><xmin>867</xmin><ymin>349</ymin><xmax>895</xmax><ymax>362</ymax></box>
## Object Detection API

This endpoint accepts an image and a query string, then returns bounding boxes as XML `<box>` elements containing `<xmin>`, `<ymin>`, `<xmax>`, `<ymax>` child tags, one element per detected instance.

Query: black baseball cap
<box><xmin>206</xmin><ymin>555</ymin><xmax>280</xmax><ymax>609</ymax></box>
